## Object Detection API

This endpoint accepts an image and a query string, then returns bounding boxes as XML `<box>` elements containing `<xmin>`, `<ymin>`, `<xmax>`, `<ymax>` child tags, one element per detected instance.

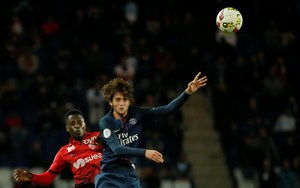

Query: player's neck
<box><xmin>113</xmin><ymin>111</ymin><xmax>127</xmax><ymax>119</ymax></box>
<box><xmin>72</xmin><ymin>132</ymin><xmax>86</xmax><ymax>141</ymax></box>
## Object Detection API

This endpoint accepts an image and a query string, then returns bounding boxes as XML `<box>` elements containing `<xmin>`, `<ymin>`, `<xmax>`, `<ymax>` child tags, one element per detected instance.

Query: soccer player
<box><xmin>95</xmin><ymin>72</ymin><xmax>208</xmax><ymax>188</ymax></box>
<box><xmin>14</xmin><ymin>108</ymin><xmax>103</xmax><ymax>188</ymax></box>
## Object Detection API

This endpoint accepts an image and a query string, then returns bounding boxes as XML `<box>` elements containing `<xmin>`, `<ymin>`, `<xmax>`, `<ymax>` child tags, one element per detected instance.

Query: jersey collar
<box><xmin>69</xmin><ymin>132</ymin><xmax>88</xmax><ymax>144</ymax></box>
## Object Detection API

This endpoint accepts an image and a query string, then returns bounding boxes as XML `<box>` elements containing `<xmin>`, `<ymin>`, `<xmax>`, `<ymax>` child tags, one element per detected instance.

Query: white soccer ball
<box><xmin>216</xmin><ymin>7</ymin><xmax>243</xmax><ymax>33</ymax></box>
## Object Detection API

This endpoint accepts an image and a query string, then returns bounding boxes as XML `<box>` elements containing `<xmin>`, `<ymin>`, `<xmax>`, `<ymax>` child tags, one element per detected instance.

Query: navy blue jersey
<box><xmin>99</xmin><ymin>91</ymin><xmax>190</xmax><ymax>170</ymax></box>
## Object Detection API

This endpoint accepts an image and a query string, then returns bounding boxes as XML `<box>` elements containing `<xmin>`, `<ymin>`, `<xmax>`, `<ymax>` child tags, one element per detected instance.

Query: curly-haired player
<box><xmin>95</xmin><ymin>72</ymin><xmax>208</xmax><ymax>188</ymax></box>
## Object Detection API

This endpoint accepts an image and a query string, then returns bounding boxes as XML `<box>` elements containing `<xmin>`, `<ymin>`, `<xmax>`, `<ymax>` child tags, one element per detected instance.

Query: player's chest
<box><xmin>115</xmin><ymin>116</ymin><xmax>141</xmax><ymax>134</ymax></box>
<box><xmin>114</xmin><ymin>117</ymin><xmax>142</xmax><ymax>145</ymax></box>
<box><xmin>65</xmin><ymin>144</ymin><xmax>102</xmax><ymax>164</ymax></box>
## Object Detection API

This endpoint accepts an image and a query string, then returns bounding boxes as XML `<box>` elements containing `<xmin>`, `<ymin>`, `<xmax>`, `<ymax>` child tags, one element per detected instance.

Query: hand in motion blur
<box><xmin>14</xmin><ymin>169</ymin><xmax>33</xmax><ymax>182</ymax></box>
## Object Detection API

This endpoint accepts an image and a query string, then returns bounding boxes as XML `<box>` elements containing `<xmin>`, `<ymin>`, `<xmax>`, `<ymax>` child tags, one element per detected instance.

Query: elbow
<box><xmin>112</xmin><ymin>145</ymin><xmax>125</xmax><ymax>155</ymax></box>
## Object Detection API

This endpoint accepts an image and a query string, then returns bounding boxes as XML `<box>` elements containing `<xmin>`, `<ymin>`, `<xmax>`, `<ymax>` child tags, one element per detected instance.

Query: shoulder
<box><xmin>131</xmin><ymin>106</ymin><xmax>151</xmax><ymax>117</ymax></box>
<box><xmin>57</xmin><ymin>144</ymin><xmax>74</xmax><ymax>155</ymax></box>
<box><xmin>128</xmin><ymin>106</ymin><xmax>142</xmax><ymax>115</ymax></box>
<box><xmin>99</xmin><ymin>115</ymin><xmax>112</xmax><ymax>124</ymax></box>
<box><xmin>99</xmin><ymin>116</ymin><xmax>115</xmax><ymax>130</ymax></box>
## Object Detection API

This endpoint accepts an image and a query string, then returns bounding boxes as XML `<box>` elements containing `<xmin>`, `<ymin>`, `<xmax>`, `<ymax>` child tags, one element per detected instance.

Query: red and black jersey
<box><xmin>32</xmin><ymin>132</ymin><xmax>103</xmax><ymax>186</ymax></box>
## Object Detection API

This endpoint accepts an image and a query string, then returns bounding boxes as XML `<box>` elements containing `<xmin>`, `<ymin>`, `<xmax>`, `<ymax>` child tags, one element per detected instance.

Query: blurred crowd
<box><xmin>0</xmin><ymin>0</ymin><xmax>299</xmax><ymax>188</ymax></box>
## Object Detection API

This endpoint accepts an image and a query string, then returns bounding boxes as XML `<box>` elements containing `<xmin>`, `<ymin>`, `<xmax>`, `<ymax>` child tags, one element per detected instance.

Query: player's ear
<box><xmin>65</xmin><ymin>123</ymin><xmax>70</xmax><ymax>132</ymax></box>
<box><xmin>65</xmin><ymin>119</ymin><xmax>69</xmax><ymax>132</ymax></box>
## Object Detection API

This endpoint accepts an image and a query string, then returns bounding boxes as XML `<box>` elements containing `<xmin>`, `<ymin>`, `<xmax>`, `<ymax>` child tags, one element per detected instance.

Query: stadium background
<box><xmin>0</xmin><ymin>0</ymin><xmax>299</xmax><ymax>187</ymax></box>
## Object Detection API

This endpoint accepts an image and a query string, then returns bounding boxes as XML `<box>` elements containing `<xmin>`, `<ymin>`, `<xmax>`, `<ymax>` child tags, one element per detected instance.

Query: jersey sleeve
<box><xmin>31</xmin><ymin>171</ymin><xmax>57</xmax><ymax>185</ymax></box>
<box><xmin>100</xmin><ymin>118</ymin><xmax>146</xmax><ymax>156</ymax></box>
<box><xmin>31</xmin><ymin>147</ymin><xmax>68</xmax><ymax>185</ymax></box>
<box><xmin>140</xmin><ymin>91</ymin><xmax>189</xmax><ymax>118</ymax></box>
<box><xmin>48</xmin><ymin>147</ymin><xmax>68</xmax><ymax>173</ymax></box>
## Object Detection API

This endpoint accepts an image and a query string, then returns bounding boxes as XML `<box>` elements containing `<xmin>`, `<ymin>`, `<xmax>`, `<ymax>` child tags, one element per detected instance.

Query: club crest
<box><xmin>129</xmin><ymin>118</ymin><xmax>137</xmax><ymax>125</ymax></box>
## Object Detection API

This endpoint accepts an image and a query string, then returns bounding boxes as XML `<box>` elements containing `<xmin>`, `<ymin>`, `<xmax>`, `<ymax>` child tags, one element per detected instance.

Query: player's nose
<box><xmin>74</xmin><ymin>123</ymin><xmax>81</xmax><ymax>128</ymax></box>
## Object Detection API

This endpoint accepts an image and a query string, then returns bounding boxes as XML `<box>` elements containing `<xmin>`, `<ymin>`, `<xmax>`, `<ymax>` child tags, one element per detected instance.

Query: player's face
<box><xmin>111</xmin><ymin>92</ymin><xmax>130</xmax><ymax>118</ymax></box>
<box><xmin>66</xmin><ymin>114</ymin><xmax>86</xmax><ymax>140</ymax></box>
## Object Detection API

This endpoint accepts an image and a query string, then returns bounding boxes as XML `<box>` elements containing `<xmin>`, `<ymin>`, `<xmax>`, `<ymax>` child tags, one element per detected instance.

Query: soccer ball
<box><xmin>216</xmin><ymin>7</ymin><xmax>243</xmax><ymax>33</ymax></box>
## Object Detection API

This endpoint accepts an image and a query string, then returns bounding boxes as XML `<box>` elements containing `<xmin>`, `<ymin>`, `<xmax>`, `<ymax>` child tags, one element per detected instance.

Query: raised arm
<box><xmin>140</xmin><ymin>72</ymin><xmax>208</xmax><ymax>117</ymax></box>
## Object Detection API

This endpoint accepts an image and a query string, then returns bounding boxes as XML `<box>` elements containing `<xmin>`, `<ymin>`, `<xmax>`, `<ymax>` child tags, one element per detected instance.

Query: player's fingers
<box><xmin>198</xmin><ymin>80</ymin><xmax>207</xmax><ymax>85</ymax></box>
<box><xmin>14</xmin><ymin>174</ymin><xmax>21</xmax><ymax>181</ymax></box>
<box><xmin>155</xmin><ymin>153</ymin><xmax>164</xmax><ymax>163</ymax></box>
<box><xmin>198</xmin><ymin>76</ymin><xmax>207</xmax><ymax>82</ymax></box>
<box><xmin>197</xmin><ymin>78</ymin><xmax>207</xmax><ymax>86</ymax></box>
<box><xmin>16</xmin><ymin>170</ymin><xmax>25</xmax><ymax>175</ymax></box>
<box><xmin>193</xmin><ymin>72</ymin><xmax>201</xmax><ymax>81</ymax></box>
<box><xmin>14</xmin><ymin>170</ymin><xmax>21</xmax><ymax>176</ymax></box>
<box><xmin>155</xmin><ymin>151</ymin><xmax>163</xmax><ymax>158</ymax></box>
<box><xmin>153</xmin><ymin>156</ymin><xmax>164</xmax><ymax>163</ymax></box>
<box><xmin>158</xmin><ymin>157</ymin><xmax>164</xmax><ymax>163</ymax></box>
<box><xmin>151</xmin><ymin>152</ymin><xmax>163</xmax><ymax>163</ymax></box>
<box><xmin>14</xmin><ymin>169</ymin><xmax>28</xmax><ymax>180</ymax></box>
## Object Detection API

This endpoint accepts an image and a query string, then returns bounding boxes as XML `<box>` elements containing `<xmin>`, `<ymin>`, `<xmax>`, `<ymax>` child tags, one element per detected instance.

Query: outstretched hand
<box><xmin>185</xmin><ymin>72</ymin><xmax>208</xmax><ymax>95</ymax></box>
<box><xmin>14</xmin><ymin>169</ymin><xmax>33</xmax><ymax>182</ymax></box>
<box><xmin>145</xmin><ymin>149</ymin><xmax>164</xmax><ymax>164</ymax></box>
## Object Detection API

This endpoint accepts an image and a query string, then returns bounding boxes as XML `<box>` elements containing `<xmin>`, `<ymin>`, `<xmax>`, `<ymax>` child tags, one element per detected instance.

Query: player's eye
<box><xmin>77</xmin><ymin>121</ymin><xmax>84</xmax><ymax>125</ymax></box>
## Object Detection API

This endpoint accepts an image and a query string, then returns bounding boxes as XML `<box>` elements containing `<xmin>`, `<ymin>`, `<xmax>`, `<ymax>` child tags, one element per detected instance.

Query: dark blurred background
<box><xmin>0</xmin><ymin>0</ymin><xmax>299</xmax><ymax>187</ymax></box>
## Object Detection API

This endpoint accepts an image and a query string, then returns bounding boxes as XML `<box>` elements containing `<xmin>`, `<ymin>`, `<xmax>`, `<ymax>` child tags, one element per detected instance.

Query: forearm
<box><xmin>151</xmin><ymin>91</ymin><xmax>189</xmax><ymax>116</ymax></box>
<box><xmin>111</xmin><ymin>144</ymin><xmax>146</xmax><ymax>156</ymax></box>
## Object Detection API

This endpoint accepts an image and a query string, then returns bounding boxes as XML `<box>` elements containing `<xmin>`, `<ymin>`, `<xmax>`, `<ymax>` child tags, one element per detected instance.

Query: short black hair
<box><xmin>64</xmin><ymin>108</ymin><xmax>83</xmax><ymax>122</ymax></box>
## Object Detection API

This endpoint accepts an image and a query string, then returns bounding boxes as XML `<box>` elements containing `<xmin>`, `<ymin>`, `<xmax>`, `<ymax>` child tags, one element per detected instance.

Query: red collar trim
<box><xmin>69</xmin><ymin>132</ymin><xmax>88</xmax><ymax>144</ymax></box>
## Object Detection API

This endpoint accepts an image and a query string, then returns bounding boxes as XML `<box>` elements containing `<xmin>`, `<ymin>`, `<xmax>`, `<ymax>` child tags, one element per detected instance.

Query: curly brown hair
<box><xmin>100</xmin><ymin>77</ymin><xmax>135</xmax><ymax>105</ymax></box>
